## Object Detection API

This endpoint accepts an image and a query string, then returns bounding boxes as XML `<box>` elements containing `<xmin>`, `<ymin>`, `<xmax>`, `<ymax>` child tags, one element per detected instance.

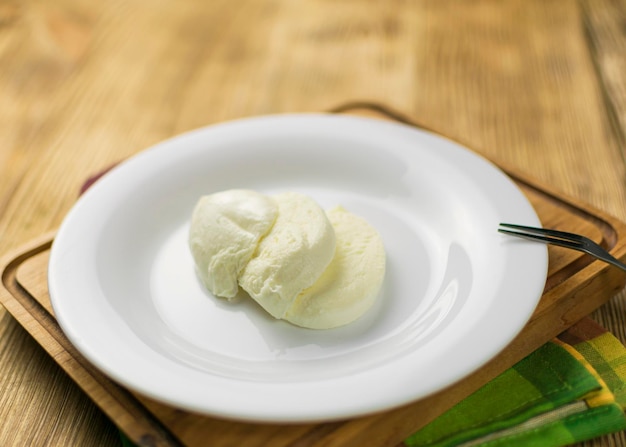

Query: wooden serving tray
<box><xmin>2</xmin><ymin>104</ymin><xmax>626</xmax><ymax>447</ymax></box>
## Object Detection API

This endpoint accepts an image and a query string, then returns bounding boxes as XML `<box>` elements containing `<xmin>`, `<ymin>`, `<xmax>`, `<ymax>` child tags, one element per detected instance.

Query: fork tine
<box><xmin>498</xmin><ymin>223</ymin><xmax>584</xmax><ymax>242</ymax></box>
<box><xmin>497</xmin><ymin>227</ymin><xmax>583</xmax><ymax>251</ymax></box>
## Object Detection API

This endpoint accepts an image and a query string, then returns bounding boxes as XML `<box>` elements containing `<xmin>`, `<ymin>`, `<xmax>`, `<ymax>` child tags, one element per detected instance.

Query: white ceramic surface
<box><xmin>48</xmin><ymin>114</ymin><xmax>548</xmax><ymax>422</ymax></box>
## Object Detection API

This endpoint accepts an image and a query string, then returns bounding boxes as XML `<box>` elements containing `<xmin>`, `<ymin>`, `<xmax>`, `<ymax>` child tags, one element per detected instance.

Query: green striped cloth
<box><xmin>405</xmin><ymin>319</ymin><xmax>626</xmax><ymax>447</ymax></box>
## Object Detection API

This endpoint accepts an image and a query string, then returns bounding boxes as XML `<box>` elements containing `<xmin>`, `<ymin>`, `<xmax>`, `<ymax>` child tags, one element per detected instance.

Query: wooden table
<box><xmin>1</xmin><ymin>0</ymin><xmax>625</xmax><ymax>445</ymax></box>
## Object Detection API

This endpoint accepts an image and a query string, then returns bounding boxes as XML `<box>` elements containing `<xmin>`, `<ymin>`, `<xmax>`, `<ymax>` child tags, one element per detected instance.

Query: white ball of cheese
<box><xmin>285</xmin><ymin>206</ymin><xmax>386</xmax><ymax>329</ymax></box>
<box><xmin>188</xmin><ymin>189</ymin><xmax>278</xmax><ymax>298</ymax></box>
<box><xmin>238</xmin><ymin>192</ymin><xmax>337</xmax><ymax>319</ymax></box>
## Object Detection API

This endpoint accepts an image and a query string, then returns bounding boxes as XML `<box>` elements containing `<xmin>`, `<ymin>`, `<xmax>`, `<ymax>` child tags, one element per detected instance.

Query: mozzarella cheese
<box><xmin>285</xmin><ymin>206</ymin><xmax>386</xmax><ymax>329</ymax></box>
<box><xmin>189</xmin><ymin>190</ymin><xmax>385</xmax><ymax>329</ymax></box>
<box><xmin>188</xmin><ymin>189</ymin><xmax>277</xmax><ymax>298</ymax></box>
<box><xmin>238</xmin><ymin>192</ymin><xmax>337</xmax><ymax>319</ymax></box>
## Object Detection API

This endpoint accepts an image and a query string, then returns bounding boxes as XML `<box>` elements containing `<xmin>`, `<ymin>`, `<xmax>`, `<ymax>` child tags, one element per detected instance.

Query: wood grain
<box><xmin>0</xmin><ymin>313</ymin><xmax>120</xmax><ymax>446</ymax></box>
<box><xmin>1</xmin><ymin>0</ymin><xmax>626</xmax><ymax>445</ymax></box>
<box><xmin>580</xmin><ymin>0</ymin><xmax>626</xmax><ymax>437</ymax></box>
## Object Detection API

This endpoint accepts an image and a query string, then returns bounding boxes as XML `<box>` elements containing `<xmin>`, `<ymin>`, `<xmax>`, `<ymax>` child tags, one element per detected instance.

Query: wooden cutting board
<box><xmin>2</xmin><ymin>104</ymin><xmax>626</xmax><ymax>447</ymax></box>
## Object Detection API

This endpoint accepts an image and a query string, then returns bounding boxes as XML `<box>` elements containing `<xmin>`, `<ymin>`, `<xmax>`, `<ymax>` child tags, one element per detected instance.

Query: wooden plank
<box><xmin>574</xmin><ymin>4</ymin><xmax>626</xmax><ymax>443</ymax></box>
<box><xmin>581</xmin><ymin>0</ymin><xmax>626</xmax><ymax>151</ymax></box>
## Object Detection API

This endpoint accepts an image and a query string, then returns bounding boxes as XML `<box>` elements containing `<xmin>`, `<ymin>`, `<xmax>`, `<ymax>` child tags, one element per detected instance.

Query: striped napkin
<box><xmin>405</xmin><ymin>318</ymin><xmax>626</xmax><ymax>447</ymax></box>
